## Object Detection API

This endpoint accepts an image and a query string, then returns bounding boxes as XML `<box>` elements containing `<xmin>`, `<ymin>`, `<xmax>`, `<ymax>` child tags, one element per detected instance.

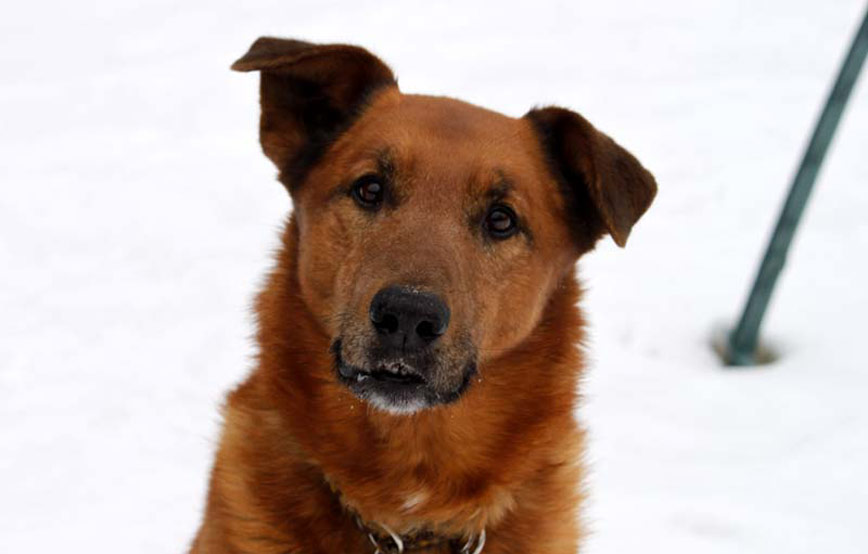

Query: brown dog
<box><xmin>190</xmin><ymin>38</ymin><xmax>656</xmax><ymax>554</ymax></box>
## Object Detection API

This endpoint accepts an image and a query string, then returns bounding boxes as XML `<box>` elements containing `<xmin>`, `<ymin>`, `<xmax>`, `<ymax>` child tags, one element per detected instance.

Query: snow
<box><xmin>2</xmin><ymin>0</ymin><xmax>867</xmax><ymax>552</ymax></box>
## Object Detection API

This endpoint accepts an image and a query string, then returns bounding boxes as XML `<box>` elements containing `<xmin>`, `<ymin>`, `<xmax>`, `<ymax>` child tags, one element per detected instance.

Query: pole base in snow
<box><xmin>711</xmin><ymin>325</ymin><xmax>778</xmax><ymax>367</ymax></box>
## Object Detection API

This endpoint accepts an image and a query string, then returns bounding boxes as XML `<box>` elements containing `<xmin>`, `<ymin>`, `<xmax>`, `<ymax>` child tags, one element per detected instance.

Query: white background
<box><xmin>2</xmin><ymin>1</ymin><xmax>867</xmax><ymax>552</ymax></box>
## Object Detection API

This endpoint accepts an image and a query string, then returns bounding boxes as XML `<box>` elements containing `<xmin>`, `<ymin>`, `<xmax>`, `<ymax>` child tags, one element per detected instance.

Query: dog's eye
<box><xmin>484</xmin><ymin>205</ymin><xmax>519</xmax><ymax>239</ymax></box>
<box><xmin>351</xmin><ymin>175</ymin><xmax>384</xmax><ymax>209</ymax></box>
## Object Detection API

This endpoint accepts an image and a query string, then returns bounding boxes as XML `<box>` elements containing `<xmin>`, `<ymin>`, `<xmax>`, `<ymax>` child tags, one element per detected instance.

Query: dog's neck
<box><xmin>251</xmin><ymin>219</ymin><xmax>586</xmax><ymax>536</ymax></box>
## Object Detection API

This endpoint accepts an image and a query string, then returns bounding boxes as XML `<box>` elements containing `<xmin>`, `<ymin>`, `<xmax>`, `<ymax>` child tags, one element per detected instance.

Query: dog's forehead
<box><xmin>342</xmin><ymin>91</ymin><xmax>542</xmax><ymax>175</ymax></box>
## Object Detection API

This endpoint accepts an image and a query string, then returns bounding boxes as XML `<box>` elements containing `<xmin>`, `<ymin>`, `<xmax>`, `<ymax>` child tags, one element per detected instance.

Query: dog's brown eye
<box><xmin>351</xmin><ymin>176</ymin><xmax>384</xmax><ymax>209</ymax></box>
<box><xmin>485</xmin><ymin>205</ymin><xmax>519</xmax><ymax>239</ymax></box>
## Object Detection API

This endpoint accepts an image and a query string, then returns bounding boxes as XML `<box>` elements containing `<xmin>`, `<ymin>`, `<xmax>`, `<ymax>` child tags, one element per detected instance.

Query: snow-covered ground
<box><xmin>2</xmin><ymin>1</ymin><xmax>867</xmax><ymax>552</ymax></box>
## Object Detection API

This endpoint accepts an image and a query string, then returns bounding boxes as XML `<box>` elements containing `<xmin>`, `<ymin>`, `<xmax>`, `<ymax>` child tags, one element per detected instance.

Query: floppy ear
<box><xmin>232</xmin><ymin>37</ymin><xmax>397</xmax><ymax>187</ymax></box>
<box><xmin>525</xmin><ymin>107</ymin><xmax>657</xmax><ymax>248</ymax></box>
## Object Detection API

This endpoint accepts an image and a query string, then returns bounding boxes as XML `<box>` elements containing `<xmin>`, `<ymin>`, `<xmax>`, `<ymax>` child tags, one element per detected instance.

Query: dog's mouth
<box><xmin>339</xmin><ymin>360</ymin><xmax>427</xmax><ymax>386</ymax></box>
<box><xmin>332</xmin><ymin>339</ymin><xmax>474</xmax><ymax>415</ymax></box>
<box><xmin>336</xmin><ymin>356</ymin><xmax>430</xmax><ymax>414</ymax></box>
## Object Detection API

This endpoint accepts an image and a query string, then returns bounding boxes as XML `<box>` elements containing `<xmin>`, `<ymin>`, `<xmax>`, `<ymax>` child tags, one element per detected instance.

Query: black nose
<box><xmin>369</xmin><ymin>286</ymin><xmax>450</xmax><ymax>353</ymax></box>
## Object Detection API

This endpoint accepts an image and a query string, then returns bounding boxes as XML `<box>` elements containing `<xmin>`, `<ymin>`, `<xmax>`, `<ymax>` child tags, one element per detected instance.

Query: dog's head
<box><xmin>234</xmin><ymin>38</ymin><xmax>656</xmax><ymax>414</ymax></box>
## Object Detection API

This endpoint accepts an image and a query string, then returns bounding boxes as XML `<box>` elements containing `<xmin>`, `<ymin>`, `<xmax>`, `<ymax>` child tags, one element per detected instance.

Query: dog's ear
<box><xmin>525</xmin><ymin>106</ymin><xmax>656</xmax><ymax>248</ymax></box>
<box><xmin>232</xmin><ymin>37</ymin><xmax>397</xmax><ymax>186</ymax></box>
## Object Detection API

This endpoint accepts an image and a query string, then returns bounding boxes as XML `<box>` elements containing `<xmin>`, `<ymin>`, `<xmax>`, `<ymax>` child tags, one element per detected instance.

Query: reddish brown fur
<box><xmin>191</xmin><ymin>38</ymin><xmax>656</xmax><ymax>554</ymax></box>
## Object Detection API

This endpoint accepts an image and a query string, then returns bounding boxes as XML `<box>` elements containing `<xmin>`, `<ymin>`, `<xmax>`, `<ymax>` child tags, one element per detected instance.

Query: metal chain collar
<box><xmin>360</xmin><ymin>518</ymin><xmax>486</xmax><ymax>554</ymax></box>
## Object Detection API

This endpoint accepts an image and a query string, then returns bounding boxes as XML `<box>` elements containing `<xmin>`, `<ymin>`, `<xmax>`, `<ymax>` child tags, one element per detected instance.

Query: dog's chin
<box><xmin>333</xmin><ymin>343</ymin><xmax>475</xmax><ymax>415</ymax></box>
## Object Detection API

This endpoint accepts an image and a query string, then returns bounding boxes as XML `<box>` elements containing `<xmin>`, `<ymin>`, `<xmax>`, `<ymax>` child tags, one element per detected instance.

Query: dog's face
<box><xmin>295</xmin><ymin>94</ymin><xmax>580</xmax><ymax>413</ymax></box>
<box><xmin>234</xmin><ymin>38</ymin><xmax>656</xmax><ymax>414</ymax></box>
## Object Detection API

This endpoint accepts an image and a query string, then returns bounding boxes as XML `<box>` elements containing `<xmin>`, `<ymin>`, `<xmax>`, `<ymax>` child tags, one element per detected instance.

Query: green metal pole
<box><xmin>727</xmin><ymin>6</ymin><xmax>868</xmax><ymax>366</ymax></box>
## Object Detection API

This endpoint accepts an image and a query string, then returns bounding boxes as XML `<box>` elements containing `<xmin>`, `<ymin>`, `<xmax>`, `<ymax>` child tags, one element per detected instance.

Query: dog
<box><xmin>189</xmin><ymin>37</ymin><xmax>656</xmax><ymax>554</ymax></box>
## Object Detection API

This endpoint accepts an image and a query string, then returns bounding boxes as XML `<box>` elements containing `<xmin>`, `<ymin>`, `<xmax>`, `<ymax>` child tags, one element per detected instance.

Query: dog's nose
<box><xmin>369</xmin><ymin>286</ymin><xmax>450</xmax><ymax>352</ymax></box>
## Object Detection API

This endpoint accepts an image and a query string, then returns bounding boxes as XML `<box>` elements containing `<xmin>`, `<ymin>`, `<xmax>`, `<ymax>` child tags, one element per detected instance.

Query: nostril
<box><xmin>374</xmin><ymin>312</ymin><xmax>400</xmax><ymax>335</ymax></box>
<box><xmin>415</xmin><ymin>320</ymin><xmax>442</xmax><ymax>342</ymax></box>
